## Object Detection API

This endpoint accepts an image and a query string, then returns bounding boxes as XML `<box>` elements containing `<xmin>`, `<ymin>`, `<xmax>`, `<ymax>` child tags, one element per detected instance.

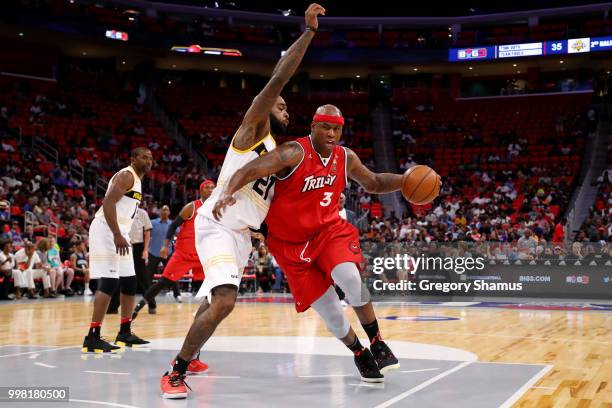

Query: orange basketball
<box><xmin>401</xmin><ymin>165</ymin><xmax>441</xmax><ymax>205</ymax></box>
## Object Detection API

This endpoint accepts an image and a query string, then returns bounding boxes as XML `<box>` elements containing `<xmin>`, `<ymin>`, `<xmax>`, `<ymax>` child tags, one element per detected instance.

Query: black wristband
<box><xmin>305</xmin><ymin>26</ymin><xmax>317</xmax><ymax>33</ymax></box>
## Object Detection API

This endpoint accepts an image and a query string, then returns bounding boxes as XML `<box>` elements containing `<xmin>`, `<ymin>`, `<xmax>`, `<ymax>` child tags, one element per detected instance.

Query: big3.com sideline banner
<box><xmin>360</xmin><ymin>241</ymin><xmax>612</xmax><ymax>300</ymax></box>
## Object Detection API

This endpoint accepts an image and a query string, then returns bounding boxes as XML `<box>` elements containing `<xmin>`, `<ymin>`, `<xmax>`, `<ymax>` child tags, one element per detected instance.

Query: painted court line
<box><xmin>498</xmin><ymin>364</ymin><xmax>554</xmax><ymax>408</ymax></box>
<box><xmin>348</xmin><ymin>383</ymin><xmax>385</xmax><ymax>388</ymax></box>
<box><xmin>69</xmin><ymin>399</ymin><xmax>140</xmax><ymax>408</ymax></box>
<box><xmin>34</xmin><ymin>362</ymin><xmax>56</xmax><ymax>368</ymax></box>
<box><xmin>84</xmin><ymin>371</ymin><xmax>129</xmax><ymax>376</ymax></box>
<box><xmin>299</xmin><ymin>374</ymin><xmax>353</xmax><ymax>378</ymax></box>
<box><xmin>373</xmin><ymin>361</ymin><xmax>472</xmax><ymax>408</ymax></box>
<box><xmin>399</xmin><ymin>368</ymin><xmax>440</xmax><ymax>374</ymax></box>
<box><xmin>0</xmin><ymin>346</ymin><xmax>75</xmax><ymax>358</ymax></box>
<box><xmin>29</xmin><ymin>353</ymin><xmax>40</xmax><ymax>359</ymax></box>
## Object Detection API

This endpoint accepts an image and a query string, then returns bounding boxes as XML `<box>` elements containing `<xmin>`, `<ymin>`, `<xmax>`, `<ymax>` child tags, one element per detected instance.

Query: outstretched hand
<box><xmin>305</xmin><ymin>3</ymin><xmax>326</xmax><ymax>31</ymax></box>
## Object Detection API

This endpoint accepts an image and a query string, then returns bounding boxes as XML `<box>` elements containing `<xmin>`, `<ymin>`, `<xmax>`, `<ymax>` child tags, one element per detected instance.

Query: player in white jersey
<box><xmin>82</xmin><ymin>147</ymin><xmax>153</xmax><ymax>354</ymax></box>
<box><xmin>160</xmin><ymin>4</ymin><xmax>326</xmax><ymax>399</ymax></box>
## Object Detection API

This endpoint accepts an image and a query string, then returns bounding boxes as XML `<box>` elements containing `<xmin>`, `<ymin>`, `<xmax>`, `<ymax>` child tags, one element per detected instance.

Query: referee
<box><xmin>130</xmin><ymin>203</ymin><xmax>153</xmax><ymax>312</ymax></box>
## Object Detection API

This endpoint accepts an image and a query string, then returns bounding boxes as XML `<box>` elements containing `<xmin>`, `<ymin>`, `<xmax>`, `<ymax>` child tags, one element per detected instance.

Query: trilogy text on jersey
<box><xmin>301</xmin><ymin>174</ymin><xmax>337</xmax><ymax>193</ymax></box>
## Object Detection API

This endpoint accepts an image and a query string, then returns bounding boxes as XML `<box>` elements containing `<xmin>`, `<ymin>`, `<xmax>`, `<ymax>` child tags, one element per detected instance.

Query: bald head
<box><xmin>131</xmin><ymin>146</ymin><xmax>150</xmax><ymax>159</ymax></box>
<box><xmin>315</xmin><ymin>104</ymin><xmax>342</xmax><ymax>117</ymax></box>
<box><xmin>310</xmin><ymin>104</ymin><xmax>344</xmax><ymax>157</ymax></box>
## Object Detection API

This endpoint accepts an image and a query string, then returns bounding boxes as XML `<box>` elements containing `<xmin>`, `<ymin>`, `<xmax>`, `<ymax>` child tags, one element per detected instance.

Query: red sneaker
<box><xmin>187</xmin><ymin>358</ymin><xmax>209</xmax><ymax>375</ymax></box>
<box><xmin>160</xmin><ymin>371</ymin><xmax>190</xmax><ymax>399</ymax></box>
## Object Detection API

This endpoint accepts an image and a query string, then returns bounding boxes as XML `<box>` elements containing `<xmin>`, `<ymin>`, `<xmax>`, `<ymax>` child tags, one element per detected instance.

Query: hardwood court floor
<box><xmin>0</xmin><ymin>297</ymin><xmax>610</xmax><ymax>407</ymax></box>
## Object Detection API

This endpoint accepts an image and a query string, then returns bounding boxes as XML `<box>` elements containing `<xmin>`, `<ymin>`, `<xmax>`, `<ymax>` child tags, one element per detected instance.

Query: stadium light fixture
<box><xmin>171</xmin><ymin>45</ymin><xmax>241</xmax><ymax>57</ymax></box>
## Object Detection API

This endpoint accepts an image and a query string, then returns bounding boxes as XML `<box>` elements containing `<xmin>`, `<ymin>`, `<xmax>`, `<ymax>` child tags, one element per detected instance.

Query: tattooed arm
<box><xmin>211</xmin><ymin>142</ymin><xmax>304</xmax><ymax>220</ymax></box>
<box><xmin>232</xmin><ymin>4</ymin><xmax>325</xmax><ymax>150</ymax></box>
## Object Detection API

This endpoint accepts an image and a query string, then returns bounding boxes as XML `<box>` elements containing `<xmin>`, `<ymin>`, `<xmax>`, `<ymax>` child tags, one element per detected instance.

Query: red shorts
<box><xmin>161</xmin><ymin>249</ymin><xmax>204</xmax><ymax>282</ymax></box>
<box><xmin>267</xmin><ymin>220</ymin><xmax>362</xmax><ymax>313</ymax></box>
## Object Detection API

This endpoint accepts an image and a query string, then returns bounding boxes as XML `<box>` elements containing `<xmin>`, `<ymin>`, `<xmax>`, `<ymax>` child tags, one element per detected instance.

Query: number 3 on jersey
<box><xmin>320</xmin><ymin>192</ymin><xmax>333</xmax><ymax>207</ymax></box>
<box><xmin>253</xmin><ymin>175</ymin><xmax>276</xmax><ymax>200</ymax></box>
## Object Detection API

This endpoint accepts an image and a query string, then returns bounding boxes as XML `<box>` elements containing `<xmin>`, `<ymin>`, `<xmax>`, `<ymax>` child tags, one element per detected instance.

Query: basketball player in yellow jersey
<box><xmin>82</xmin><ymin>147</ymin><xmax>153</xmax><ymax>353</ymax></box>
<box><xmin>160</xmin><ymin>4</ymin><xmax>326</xmax><ymax>399</ymax></box>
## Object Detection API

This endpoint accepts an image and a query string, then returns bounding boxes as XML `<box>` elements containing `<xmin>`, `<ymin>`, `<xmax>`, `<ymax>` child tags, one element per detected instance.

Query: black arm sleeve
<box><xmin>165</xmin><ymin>215</ymin><xmax>185</xmax><ymax>241</ymax></box>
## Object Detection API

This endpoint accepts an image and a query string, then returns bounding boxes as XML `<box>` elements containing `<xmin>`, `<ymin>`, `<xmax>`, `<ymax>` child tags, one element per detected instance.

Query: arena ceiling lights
<box><xmin>105</xmin><ymin>30</ymin><xmax>129</xmax><ymax>41</ymax></box>
<box><xmin>171</xmin><ymin>44</ymin><xmax>242</xmax><ymax>57</ymax></box>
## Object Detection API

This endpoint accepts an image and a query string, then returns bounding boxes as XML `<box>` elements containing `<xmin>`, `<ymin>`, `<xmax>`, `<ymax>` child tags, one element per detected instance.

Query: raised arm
<box><xmin>212</xmin><ymin>142</ymin><xmax>304</xmax><ymax>220</ymax></box>
<box><xmin>345</xmin><ymin>148</ymin><xmax>403</xmax><ymax>194</ymax></box>
<box><xmin>233</xmin><ymin>4</ymin><xmax>325</xmax><ymax>149</ymax></box>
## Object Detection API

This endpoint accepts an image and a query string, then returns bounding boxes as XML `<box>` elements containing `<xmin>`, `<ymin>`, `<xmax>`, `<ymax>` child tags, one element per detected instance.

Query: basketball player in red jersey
<box><xmin>132</xmin><ymin>179</ymin><xmax>215</xmax><ymax>323</ymax></box>
<box><xmin>213</xmin><ymin>105</ymin><xmax>429</xmax><ymax>382</ymax></box>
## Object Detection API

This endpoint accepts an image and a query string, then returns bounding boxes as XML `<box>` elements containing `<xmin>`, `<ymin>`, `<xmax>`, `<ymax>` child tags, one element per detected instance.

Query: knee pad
<box><xmin>99</xmin><ymin>277</ymin><xmax>119</xmax><ymax>296</ymax></box>
<box><xmin>119</xmin><ymin>275</ymin><xmax>137</xmax><ymax>296</ymax></box>
<box><xmin>331</xmin><ymin>262</ymin><xmax>370</xmax><ymax>307</ymax></box>
<box><xmin>312</xmin><ymin>287</ymin><xmax>350</xmax><ymax>339</ymax></box>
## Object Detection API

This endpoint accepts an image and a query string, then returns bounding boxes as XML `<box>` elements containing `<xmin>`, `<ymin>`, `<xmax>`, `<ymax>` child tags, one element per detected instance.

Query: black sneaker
<box><xmin>131</xmin><ymin>299</ymin><xmax>147</xmax><ymax>320</ymax></box>
<box><xmin>115</xmin><ymin>331</ymin><xmax>150</xmax><ymax>347</ymax></box>
<box><xmin>371</xmin><ymin>340</ymin><xmax>400</xmax><ymax>374</ymax></box>
<box><xmin>354</xmin><ymin>348</ymin><xmax>384</xmax><ymax>383</ymax></box>
<box><xmin>82</xmin><ymin>336</ymin><xmax>120</xmax><ymax>353</ymax></box>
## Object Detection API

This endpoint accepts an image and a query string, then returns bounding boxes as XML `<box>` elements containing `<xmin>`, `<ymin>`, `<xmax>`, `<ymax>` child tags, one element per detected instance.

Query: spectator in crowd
<box><xmin>553</xmin><ymin>219</ymin><xmax>566</xmax><ymax>244</ymax></box>
<box><xmin>270</xmin><ymin>255</ymin><xmax>284</xmax><ymax>293</ymax></box>
<box><xmin>0</xmin><ymin>240</ymin><xmax>31</xmax><ymax>300</ymax></box>
<box><xmin>70</xmin><ymin>241</ymin><xmax>92</xmax><ymax>296</ymax></box>
<box><xmin>339</xmin><ymin>193</ymin><xmax>358</xmax><ymax>226</ymax></box>
<box><xmin>35</xmin><ymin>239</ymin><xmax>58</xmax><ymax>297</ymax></box>
<box><xmin>147</xmin><ymin>205</ymin><xmax>181</xmax><ymax>303</ymax></box>
<box><xmin>15</xmin><ymin>241</ymin><xmax>51</xmax><ymax>298</ymax></box>
<box><xmin>47</xmin><ymin>238</ymin><xmax>74</xmax><ymax>296</ymax></box>
<box><xmin>253</xmin><ymin>245</ymin><xmax>273</xmax><ymax>293</ymax></box>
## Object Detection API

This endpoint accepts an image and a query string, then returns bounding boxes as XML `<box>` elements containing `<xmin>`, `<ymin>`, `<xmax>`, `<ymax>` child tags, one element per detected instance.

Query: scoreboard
<box><xmin>449</xmin><ymin>35</ymin><xmax>612</xmax><ymax>62</ymax></box>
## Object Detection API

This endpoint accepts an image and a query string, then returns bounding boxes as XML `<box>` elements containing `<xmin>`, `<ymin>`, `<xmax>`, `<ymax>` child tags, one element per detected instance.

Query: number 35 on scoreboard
<box><xmin>546</xmin><ymin>41</ymin><xmax>565</xmax><ymax>54</ymax></box>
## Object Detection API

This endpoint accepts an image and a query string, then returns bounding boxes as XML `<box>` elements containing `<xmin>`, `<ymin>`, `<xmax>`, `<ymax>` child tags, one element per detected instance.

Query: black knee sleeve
<box><xmin>99</xmin><ymin>277</ymin><xmax>119</xmax><ymax>296</ymax></box>
<box><xmin>119</xmin><ymin>275</ymin><xmax>137</xmax><ymax>296</ymax></box>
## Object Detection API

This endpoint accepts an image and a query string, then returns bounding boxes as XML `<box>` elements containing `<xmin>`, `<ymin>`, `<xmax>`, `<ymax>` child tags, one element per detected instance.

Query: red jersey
<box><xmin>267</xmin><ymin>136</ymin><xmax>347</xmax><ymax>243</ymax></box>
<box><xmin>175</xmin><ymin>199</ymin><xmax>204</xmax><ymax>253</ymax></box>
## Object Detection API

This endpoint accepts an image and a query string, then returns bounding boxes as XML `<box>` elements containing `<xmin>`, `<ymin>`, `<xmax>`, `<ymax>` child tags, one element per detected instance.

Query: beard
<box><xmin>270</xmin><ymin>114</ymin><xmax>287</xmax><ymax>136</ymax></box>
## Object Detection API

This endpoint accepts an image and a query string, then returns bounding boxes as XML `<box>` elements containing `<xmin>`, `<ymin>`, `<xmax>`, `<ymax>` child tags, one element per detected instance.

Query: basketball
<box><xmin>401</xmin><ymin>165</ymin><xmax>440</xmax><ymax>205</ymax></box>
